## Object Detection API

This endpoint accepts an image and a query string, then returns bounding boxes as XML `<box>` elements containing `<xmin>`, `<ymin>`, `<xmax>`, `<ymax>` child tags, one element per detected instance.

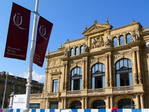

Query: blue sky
<box><xmin>0</xmin><ymin>0</ymin><xmax>149</xmax><ymax>82</ymax></box>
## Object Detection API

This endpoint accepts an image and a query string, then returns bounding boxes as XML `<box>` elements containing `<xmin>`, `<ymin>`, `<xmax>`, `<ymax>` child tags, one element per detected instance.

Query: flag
<box><xmin>33</xmin><ymin>17</ymin><xmax>53</xmax><ymax>67</ymax></box>
<box><xmin>4</xmin><ymin>3</ymin><xmax>31</xmax><ymax>60</ymax></box>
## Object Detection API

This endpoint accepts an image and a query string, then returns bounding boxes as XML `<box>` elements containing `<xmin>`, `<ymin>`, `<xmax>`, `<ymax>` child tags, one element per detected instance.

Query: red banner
<box><xmin>4</xmin><ymin>3</ymin><xmax>31</xmax><ymax>60</ymax></box>
<box><xmin>33</xmin><ymin>17</ymin><xmax>53</xmax><ymax>67</ymax></box>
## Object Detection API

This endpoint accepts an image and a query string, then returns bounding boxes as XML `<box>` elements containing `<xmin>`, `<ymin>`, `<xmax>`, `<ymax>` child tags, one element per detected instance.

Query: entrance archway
<box><xmin>92</xmin><ymin>100</ymin><xmax>106</xmax><ymax>109</ymax></box>
<box><xmin>118</xmin><ymin>98</ymin><xmax>134</xmax><ymax>109</ymax></box>
<box><xmin>70</xmin><ymin>101</ymin><xmax>82</xmax><ymax>109</ymax></box>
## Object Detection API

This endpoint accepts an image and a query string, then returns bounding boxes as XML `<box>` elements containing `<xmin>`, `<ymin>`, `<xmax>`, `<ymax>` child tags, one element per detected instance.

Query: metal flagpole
<box><xmin>24</xmin><ymin>0</ymin><xmax>39</xmax><ymax>111</ymax></box>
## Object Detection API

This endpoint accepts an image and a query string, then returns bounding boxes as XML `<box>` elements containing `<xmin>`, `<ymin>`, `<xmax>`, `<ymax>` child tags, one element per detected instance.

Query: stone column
<box><xmin>82</xmin><ymin>60</ymin><xmax>85</xmax><ymax>90</ymax></box>
<box><xmin>124</xmin><ymin>33</ymin><xmax>127</xmax><ymax>44</ymax></box>
<box><xmin>135</xmin><ymin>94</ymin><xmax>140</xmax><ymax>108</ymax></box>
<box><xmin>136</xmin><ymin>50</ymin><xmax>142</xmax><ymax>84</ymax></box>
<box><xmin>132</xmin><ymin>50</ymin><xmax>138</xmax><ymax>85</ymax></box>
<box><xmin>140</xmin><ymin>94</ymin><xmax>144</xmax><ymax>108</ymax></box>
<box><xmin>82</xmin><ymin>97</ymin><xmax>85</xmax><ymax>109</ymax></box>
<box><xmin>62</xmin><ymin>98</ymin><xmax>66</xmax><ymax>109</ymax></box>
<box><xmin>106</xmin><ymin>96</ymin><xmax>110</xmax><ymax>109</ymax></box>
<box><xmin>63</xmin><ymin>62</ymin><xmax>68</xmax><ymax>91</ymax></box>
<box><xmin>83</xmin><ymin>58</ymin><xmax>88</xmax><ymax>89</ymax></box>
<box><xmin>45</xmin><ymin>98</ymin><xmax>49</xmax><ymax>109</ymax></box>
<box><xmin>84</xmin><ymin>97</ymin><xmax>88</xmax><ymax>109</ymax></box>
<box><xmin>110</xmin><ymin>95</ymin><xmax>113</xmax><ymax>108</ymax></box>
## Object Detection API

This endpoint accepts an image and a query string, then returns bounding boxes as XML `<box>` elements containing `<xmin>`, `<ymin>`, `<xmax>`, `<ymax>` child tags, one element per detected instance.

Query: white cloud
<box><xmin>21</xmin><ymin>71</ymin><xmax>45</xmax><ymax>83</ymax></box>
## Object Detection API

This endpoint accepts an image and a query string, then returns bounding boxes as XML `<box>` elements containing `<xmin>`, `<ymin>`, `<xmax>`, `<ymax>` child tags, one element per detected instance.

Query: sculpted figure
<box><xmin>131</xmin><ymin>32</ymin><xmax>139</xmax><ymax>41</ymax></box>
<box><xmin>64</xmin><ymin>48</ymin><xmax>68</xmax><ymax>56</ymax></box>
<box><xmin>83</xmin><ymin>44</ymin><xmax>89</xmax><ymax>52</ymax></box>
<box><xmin>105</xmin><ymin>37</ymin><xmax>112</xmax><ymax>47</ymax></box>
<box><xmin>92</xmin><ymin>36</ymin><xmax>104</xmax><ymax>49</ymax></box>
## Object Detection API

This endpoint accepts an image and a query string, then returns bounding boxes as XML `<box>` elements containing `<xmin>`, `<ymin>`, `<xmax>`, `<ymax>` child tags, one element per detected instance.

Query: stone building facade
<box><xmin>30</xmin><ymin>20</ymin><xmax>149</xmax><ymax>109</ymax></box>
<box><xmin>0</xmin><ymin>72</ymin><xmax>43</xmax><ymax>108</ymax></box>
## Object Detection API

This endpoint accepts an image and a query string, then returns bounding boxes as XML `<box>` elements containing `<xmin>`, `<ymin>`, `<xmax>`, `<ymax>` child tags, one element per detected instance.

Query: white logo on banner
<box><xmin>13</xmin><ymin>13</ymin><xmax>25</xmax><ymax>30</ymax></box>
<box><xmin>39</xmin><ymin>25</ymin><xmax>47</xmax><ymax>40</ymax></box>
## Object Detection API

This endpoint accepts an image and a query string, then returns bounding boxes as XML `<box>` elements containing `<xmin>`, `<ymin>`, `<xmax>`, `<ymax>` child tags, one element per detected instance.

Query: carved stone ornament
<box><xmin>49</xmin><ymin>59</ymin><xmax>63</xmax><ymax>68</ymax></box>
<box><xmin>70</xmin><ymin>60</ymin><xmax>84</xmax><ymax>67</ymax></box>
<box><xmin>91</xmin><ymin>36</ymin><xmax>104</xmax><ymax>49</ymax></box>
<box><xmin>83</xmin><ymin>44</ymin><xmax>89</xmax><ymax>52</ymax></box>
<box><xmin>90</xmin><ymin>56</ymin><xmax>107</xmax><ymax>65</ymax></box>
<box><xmin>105</xmin><ymin>38</ymin><xmax>112</xmax><ymax>47</ymax></box>
<box><xmin>114</xmin><ymin>51</ymin><xmax>133</xmax><ymax>60</ymax></box>
<box><xmin>131</xmin><ymin>32</ymin><xmax>139</xmax><ymax>42</ymax></box>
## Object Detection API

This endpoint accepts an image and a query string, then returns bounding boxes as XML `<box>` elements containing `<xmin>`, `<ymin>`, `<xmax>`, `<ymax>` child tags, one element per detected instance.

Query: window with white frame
<box><xmin>91</xmin><ymin>63</ymin><xmax>105</xmax><ymax>89</ymax></box>
<box><xmin>115</xmin><ymin>58</ymin><xmax>133</xmax><ymax>87</ymax></box>
<box><xmin>70</xmin><ymin>67</ymin><xmax>82</xmax><ymax>90</ymax></box>
<box><xmin>52</xmin><ymin>79</ymin><xmax>58</xmax><ymax>92</ymax></box>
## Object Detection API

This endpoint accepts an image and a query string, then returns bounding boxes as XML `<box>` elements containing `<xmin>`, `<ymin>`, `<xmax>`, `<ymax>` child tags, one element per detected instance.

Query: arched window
<box><xmin>69</xmin><ymin>101</ymin><xmax>82</xmax><ymax>109</ymax></box>
<box><xmin>119</xmin><ymin>35</ymin><xmax>124</xmax><ymax>45</ymax></box>
<box><xmin>126</xmin><ymin>33</ymin><xmax>132</xmax><ymax>43</ymax></box>
<box><xmin>92</xmin><ymin>100</ymin><xmax>106</xmax><ymax>109</ymax></box>
<box><xmin>75</xmin><ymin>47</ymin><xmax>79</xmax><ymax>55</ymax></box>
<box><xmin>118</xmin><ymin>98</ymin><xmax>134</xmax><ymax>109</ymax></box>
<box><xmin>70</xmin><ymin>48</ymin><xmax>74</xmax><ymax>56</ymax></box>
<box><xmin>113</xmin><ymin>37</ymin><xmax>118</xmax><ymax>47</ymax></box>
<box><xmin>71</xmin><ymin>67</ymin><xmax>82</xmax><ymax>90</ymax></box>
<box><xmin>91</xmin><ymin>63</ymin><xmax>105</xmax><ymax>89</ymax></box>
<box><xmin>115</xmin><ymin>58</ymin><xmax>133</xmax><ymax>87</ymax></box>
<box><xmin>80</xmin><ymin>45</ymin><xmax>84</xmax><ymax>54</ymax></box>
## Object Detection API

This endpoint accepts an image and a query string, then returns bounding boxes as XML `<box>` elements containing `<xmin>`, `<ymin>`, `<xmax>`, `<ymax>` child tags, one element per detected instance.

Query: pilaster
<box><xmin>135</xmin><ymin>94</ymin><xmax>140</xmax><ymax>108</ymax></box>
<box><xmin>132</xmin><ymin>50</ymin><xmax>138</xmax><ymax>85</ymax></box>
<box><xmin>140</xmin><ymin>94</ymin><xmax>144</xmax><ymax>108</ymax></box>
<box><xmin>109</xmin><ymin>53</ymin><xmax>112</xmax><ymax>87</ymax></box>
<box><xmin>136</xmin><ymin>50</ymin><xmax>142</xmax><ymax>84</ymax></box>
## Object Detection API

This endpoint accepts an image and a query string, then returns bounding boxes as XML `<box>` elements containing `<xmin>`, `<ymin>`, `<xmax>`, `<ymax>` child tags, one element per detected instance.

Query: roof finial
<box><xmin>65</xmin><ymin>39</ymin><xmax>70</xmax><ymax>43</ymax></box>
<box><xmin>84</xmin><ymin>25</ymin><xmax>88</xmax><ymax>31</ymax></box>
<box><xmin>106</xmin><ymin>18</ymin><xmax>109</xmax><ymax>25</ymax></box>
<box><xmin>60</xmin><ymin>43</ymin><xmax>63</xmax><ymax>48</ymax></box>
<box><xmin>94</xmin><ymin>19</ymin><xmax>98</xmax><ymax>24</ymax></box>
<box><xmin>132</xmin><ymin>20</ymin><xmax>137</xmax><ymax>24</ymax></box>
<box><xmin>48</xmin><ymin>49</ymin><xmax>50</xmax><ymax>54</ymax></box>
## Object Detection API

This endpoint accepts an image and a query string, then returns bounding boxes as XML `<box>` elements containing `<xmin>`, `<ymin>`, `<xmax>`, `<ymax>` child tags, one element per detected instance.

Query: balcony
<box><xmin>48</xmin><ymin>92</ymin><xmax>60</xmax><ymax>98</ymax></box>
<box><xmin>112</xmin><ymin>85</ymin><xmax>144</xmax><ymax>94</ymax></box>
<box><xmin>47</xmin><ymin>85</ymin><xmax>144</xmax><ymax>98</ymax></box>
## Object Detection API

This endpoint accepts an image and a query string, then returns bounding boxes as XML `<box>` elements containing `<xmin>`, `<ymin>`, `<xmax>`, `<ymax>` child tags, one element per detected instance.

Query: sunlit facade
<box><xmin>30</xmin><ymin>20</ymin><xmax>149</xmax><ymax>109</ymax></box>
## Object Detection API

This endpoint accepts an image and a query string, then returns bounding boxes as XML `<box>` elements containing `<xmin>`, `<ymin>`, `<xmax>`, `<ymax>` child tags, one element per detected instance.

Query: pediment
<box><xmin>83</xmin><ymin>22</ymin><xmax>112</xmax><ymax>36</ymax></box>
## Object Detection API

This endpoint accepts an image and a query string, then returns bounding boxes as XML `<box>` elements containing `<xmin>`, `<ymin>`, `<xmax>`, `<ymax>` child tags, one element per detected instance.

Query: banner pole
<box><xmin>24</xmin><ymin>0</ymin><xmax>39</xmax><ymax>111</ymax></box>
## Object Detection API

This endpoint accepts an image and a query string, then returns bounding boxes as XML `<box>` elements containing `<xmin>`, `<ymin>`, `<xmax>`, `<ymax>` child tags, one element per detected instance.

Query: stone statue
<box><xmin>83</xmin><ymin>44</ymin><xmax>89</xmax><ymax>52</ymax></box>
<box><xmin>105</xmin><ymin>37</ymin><xmax>112</xmax><ymax>47</ymax></box>
<box><xmin>131</xmin><ymin>32</ymin><xmax>139</xmax><ymax>41</ymax></box>
<box><xmin>64</xmin><ymin>48</ymin><xmax>68</xmax><ymax>56</ymax></box>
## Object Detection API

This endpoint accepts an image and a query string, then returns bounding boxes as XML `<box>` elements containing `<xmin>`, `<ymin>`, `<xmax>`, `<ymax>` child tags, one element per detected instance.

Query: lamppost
<box><xmin>1</xmin><ymin>71</ymin><xmax>8</xmax><ymax>109</ymax></box>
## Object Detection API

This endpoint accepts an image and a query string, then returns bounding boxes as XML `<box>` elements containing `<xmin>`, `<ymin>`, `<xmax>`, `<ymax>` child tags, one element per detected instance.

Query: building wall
<box><xmin>0</xmin><ymin>72</ymin><xmax>44</xmax><ymax>108</ymax></box>
<box><xmin>30</xmin><ymin>21</ymin><xmax>149</xmax><ymax>109</ymax></box>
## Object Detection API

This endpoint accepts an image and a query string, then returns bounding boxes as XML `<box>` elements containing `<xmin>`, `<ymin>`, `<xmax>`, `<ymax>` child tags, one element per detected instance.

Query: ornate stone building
<box><xmin>30</xmin><ymin>20</ymin><xmax>149</xmax><ymax>109</ymax></box>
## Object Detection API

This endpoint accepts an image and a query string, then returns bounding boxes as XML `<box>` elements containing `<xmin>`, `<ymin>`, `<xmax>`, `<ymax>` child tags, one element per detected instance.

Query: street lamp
<box><xmin>1</xmin><ymin>71</ymin><xmax>8</xmax><ymax>109</ymax></box>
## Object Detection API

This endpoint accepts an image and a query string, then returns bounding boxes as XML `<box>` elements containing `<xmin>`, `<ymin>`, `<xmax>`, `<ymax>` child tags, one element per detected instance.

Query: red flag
<box><xmin>33</xmin><ymin>17</ymin><xmax>53</xmax><ymax>67</ymax></box>
<box><xmin>4</xmin><ymin>3</ymin><xmax>31</xmax><ymax>60</ymax></box>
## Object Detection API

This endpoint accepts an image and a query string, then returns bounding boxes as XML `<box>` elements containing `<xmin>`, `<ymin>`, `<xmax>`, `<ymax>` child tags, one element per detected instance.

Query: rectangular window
<box><xmin>52</xmin><ymin>79</ymin><xmax>58</xmax><ymax>92</ymax></box>
<box><xmin>50</xmin><ymin>101</ymin><xmax>58</xmax><ymax>109</ymax></box>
